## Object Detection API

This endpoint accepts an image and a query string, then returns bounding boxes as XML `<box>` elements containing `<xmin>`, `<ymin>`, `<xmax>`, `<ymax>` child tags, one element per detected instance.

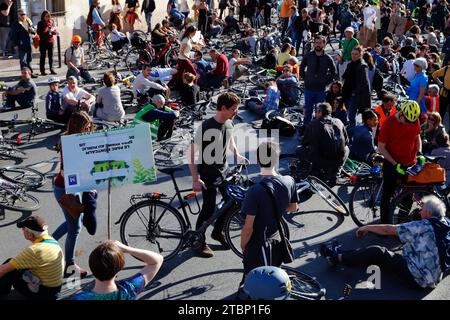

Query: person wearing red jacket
<box><xmin>37</xmin><ymin>10</ymin><xmax>57</xmax><ymax>75</ymax></box>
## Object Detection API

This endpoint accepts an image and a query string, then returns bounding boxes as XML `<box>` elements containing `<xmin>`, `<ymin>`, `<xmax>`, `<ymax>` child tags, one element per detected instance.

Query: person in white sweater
<box><xmin>95</xmin><ymin>72</ymin><xmax>125</xmax><ymax>122</ymax></box>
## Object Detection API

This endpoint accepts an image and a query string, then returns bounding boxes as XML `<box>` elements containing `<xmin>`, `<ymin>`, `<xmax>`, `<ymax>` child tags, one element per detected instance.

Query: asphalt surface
<box><xmin>0</xmin><ymin>51</ymin><xmax>449</xmax><ymax>301</ymax></box>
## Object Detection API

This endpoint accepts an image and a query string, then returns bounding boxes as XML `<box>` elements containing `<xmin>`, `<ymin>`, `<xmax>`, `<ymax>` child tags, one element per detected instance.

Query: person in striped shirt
<box><xmin>0</xmin><ymin>215</ymin><xmax>64</xmax><ymax>300</ymax></box>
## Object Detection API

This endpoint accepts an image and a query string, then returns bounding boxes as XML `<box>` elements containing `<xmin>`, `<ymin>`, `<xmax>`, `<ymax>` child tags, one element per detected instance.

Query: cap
<box><xmin>413</xmin><ymin>57</ymin><xmax>428</xmax><ymax>70</ymax></box>
<box><xmin>47</xmin><ymin>76</ymin><xmax>60</xmax><ymax>84</ymax></box>
<box><xmin>344</xmin><ymin>27</ymin><xmax>354</xmax><ymax>35</ymax></box>
<box><xmin>17</xmin><ymin>215</ymin><xmax>48</xmax><ymax>232</ymax></box>
<box><xmin>335</xmin><ymin>50</ymin><xmax>342</xmax><ymax>57</ymax></box>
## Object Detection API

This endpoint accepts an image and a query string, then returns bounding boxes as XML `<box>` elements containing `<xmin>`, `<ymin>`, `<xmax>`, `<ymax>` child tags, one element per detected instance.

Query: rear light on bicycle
<box><xmin>184</xmin><ymin>192</ymin><xmax>197</xmax><ymax>200</ymax></box>
<box><xmin>16</xmin><ymin>136</ymin><xmax>21</xmax><ymax>145</ymax></box>
<box><xmin>349</xmin><ymin>175</ymin><xmax>358</xmax><ymax>184</ymax></box>
<box><xmin>152</xmin><ymin>192</ymin><xmax>161</xmax><ymax>197</ymax></box>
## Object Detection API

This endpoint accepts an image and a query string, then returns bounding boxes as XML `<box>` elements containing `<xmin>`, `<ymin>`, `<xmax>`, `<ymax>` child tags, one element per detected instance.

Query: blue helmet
<box><xmin>243</xmin><ymin>266</ymin><xmax>292</xmax><ymax>300</ymax></box>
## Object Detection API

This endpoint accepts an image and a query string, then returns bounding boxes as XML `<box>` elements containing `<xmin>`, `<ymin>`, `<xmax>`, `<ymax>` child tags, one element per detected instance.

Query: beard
<box><xmin>315</xmin><ymin>47</ymin><xmax>323</xmax><ymax>52</ymax></box>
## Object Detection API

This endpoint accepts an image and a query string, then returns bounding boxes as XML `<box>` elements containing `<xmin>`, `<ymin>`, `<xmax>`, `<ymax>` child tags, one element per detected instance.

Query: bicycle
<box><xmin>116</xmin><ymin>164</ymin><xmax>252</xmax><ymax>262</ymax></box>
<box><xmin>0</xmin><ymin>178</ymin><xmax>40</xmax><ymax>212</ymax></box>
<box><xmin>0</xmin><ymin>166</ymin><xmax>46</xmax><ymax>190</ymax></box>
<box><xmin>0</xmin><ymin>133</ymin><xmax>27</xmax><ymax>161</ymax></box>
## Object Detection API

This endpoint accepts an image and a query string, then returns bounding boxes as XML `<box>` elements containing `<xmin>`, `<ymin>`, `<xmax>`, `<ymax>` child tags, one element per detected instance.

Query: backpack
<box><xmin>261</xmin><ymin>115</ymin><xmax>296</xmax><ymax>137</ymax></box>
<box><xmin>320</xmin><ymin>118</ymin><xmax>346</xmax><ymax>160</ymax></box>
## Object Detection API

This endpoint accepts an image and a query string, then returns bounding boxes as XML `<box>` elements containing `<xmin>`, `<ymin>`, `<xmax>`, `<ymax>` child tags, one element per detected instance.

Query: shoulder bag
<box><xmin>260</xmin><ymin>181</ymin><xmax>295</xmax><ymax>263</ymax></box>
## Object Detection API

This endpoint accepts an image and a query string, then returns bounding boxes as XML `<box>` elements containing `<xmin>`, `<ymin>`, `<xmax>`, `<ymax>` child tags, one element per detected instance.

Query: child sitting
<box><xmin>179</xmin><ymin>72</ymin><xmax>200</xmax><ymax>107</ymax></box>
<box><xmin>331</xmin><ymin>96</ymin><xmax>348</xmax><ymax>127</ymax></box>
<box><xmin>45</xmin><ymin>76</ymin><xmax>66</xmax><ymax>124</ymax></box>
<box><xmin>109</xmin><ymin>23</ymin><xmax>129</xmax><ymax>52</ymax></box>
<box><xmin>425</xmin><ymin>84</ymin><xmax>440</xmax><ymax>116</ymax></box>
<box><xmin>246</xmin><ymin>79</ymin><xmax>280</xmax><ymax>117</ymax></box>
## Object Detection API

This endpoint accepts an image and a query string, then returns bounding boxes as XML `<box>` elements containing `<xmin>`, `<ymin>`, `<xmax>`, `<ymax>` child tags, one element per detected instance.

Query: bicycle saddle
<box><xmin>158</xmin><ymin>167</ymin><xmax>184</xmax><ymax>175</ymax></box>
<box><xmin>226</xmin><ymin>185</ymin><xmax>247</xmax><ymax>202</ymax></box>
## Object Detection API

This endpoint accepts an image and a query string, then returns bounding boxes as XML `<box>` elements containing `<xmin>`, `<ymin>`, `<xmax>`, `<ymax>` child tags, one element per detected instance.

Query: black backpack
<box><xmin>261</xmin><ymin>115</ymin><xmax>296</xmax><ymax>137</ymax></box>
<box><xmin>320</xmin><ymin>118</ymin><xmax>346</xmax><ymax>160</ymax></box>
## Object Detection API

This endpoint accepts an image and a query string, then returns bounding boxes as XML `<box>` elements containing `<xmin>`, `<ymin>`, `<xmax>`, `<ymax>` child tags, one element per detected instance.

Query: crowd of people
<box><xmin>1</xmin><ymin>0</ymin><xmax>450</xmax><ymax>301</ymax></box>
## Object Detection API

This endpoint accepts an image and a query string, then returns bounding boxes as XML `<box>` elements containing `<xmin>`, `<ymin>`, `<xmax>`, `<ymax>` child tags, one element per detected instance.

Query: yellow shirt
<box><xmin>277</xmin><ymin>52</ymin><xmax>291</xmax><ymax>67</ymax></box>
<box><xmin>10</xmin><ymin>234</ymin><xmax>64</xmax><ymax>288</ymax></box>
<box><xmin>432</xmin><ymin>66</ymin><xmax>450</xmax><ymax>92</ymax></box>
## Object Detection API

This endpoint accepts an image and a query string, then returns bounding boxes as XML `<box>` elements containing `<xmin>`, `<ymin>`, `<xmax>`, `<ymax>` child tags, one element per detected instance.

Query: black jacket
<box><xmin>342</xmin><ymin>59</ymin><xmax>371</xmax><ymax>111</ymax></box>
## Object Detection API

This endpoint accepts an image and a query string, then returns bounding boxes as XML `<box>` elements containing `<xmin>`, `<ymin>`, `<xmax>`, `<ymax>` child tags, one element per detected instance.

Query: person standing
<box><xmin>407</xmin><ymin>57</ymin><xmax>429</xmax><ymax>116</ymax></box>
<box><xmin>342</xmin><ymin>46</ymin><xmax>371</xmax><ymax>128</ymax></box>
<box><xmin>280</xmin><ymin>0</ymin><xmax>295</xmax><ymax>38</ymax></box>
<box><xmin>198</xmin><ymin>0</ymin><xmax>209</xmax><ymax>36</ymax></box>
<box><xmin>189</xmin><ymin>92</ymin><xmax>248</xmax><ymax>258</ymax></box>
<box><xmin>299</xmin><ymin>35</ymin><xmax>336</xmax><ymax>129</ymax></box>
<box><xmin>37</xmin><ymin>10</ymin><xmax>57</xmax><ymax>76</ymax></box>
<box><xmin>124</xmin><ymin>0</ymin><xmax>140</xmax><ymax>32</ymax></box>
<box><xmin>432</xmin><ymin>61</ymin><xmax>450</xmax><ymax>131</ymax></box>
<box><xmin>142</xmin><ymin>0</ymin><xmax>156</xmax><ymax>33</ymax></box>
<box><xmin>109</xmin><ymin>0</ymin><xmax>124</xmax><ymax>32</ymax></box>
<box><xmin>341</xmin><ymin>26</ymin><xmax>358</xmax><ymax>71</ymax></box>
<box><xmin>0</xmin><ymin>0</ymin><xmax>13</xmax><ymax>56</ymax></box>
<box><xmin>89</xmin><ymin>0</ymin><xmax>106</xmax><ymax>48</ymax></box>
<box><xmin>240</xmin><ymin>141</ymin><xmax>299</xmax><ymax>274</ymax></box>
<box><xmin>9</xmin><ymin>8</ymin><xmax>37</xmax><ymax>78</ymax></box>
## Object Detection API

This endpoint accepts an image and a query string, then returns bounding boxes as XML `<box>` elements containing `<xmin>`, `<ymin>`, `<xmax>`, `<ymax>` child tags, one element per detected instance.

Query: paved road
<box><xmin>0</xmin><ymin>54</ymin><xmax>449</xmax><ymax>301</ymax></box>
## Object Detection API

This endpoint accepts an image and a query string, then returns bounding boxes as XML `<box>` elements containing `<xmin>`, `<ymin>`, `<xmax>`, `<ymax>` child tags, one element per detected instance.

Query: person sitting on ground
<box><xmin>349</xmin><ymin>109</ymin><xmax>379</xmax><ymax>163</ymax></box>
<box><xmin>229</xmin><ymin>49</ymin><xmax>252</xmax><ymax>81</ymax></box>
<box><xmin>277</xmin><ymin>43</ymin><xmax>292</xmax><ymax>67</ymax></box>
<box><xmin>331</xmin><ymin>96</ymin><xmax>348</xmax><ymax>127</ymax></box>
<box><xmin>320</xmin><ymin>195</ymin><xmax>450</xmax><ymax>289</ymax></box>
<box><xmin>425</xmin><ymin>84</ymin><xmax>440</xmax><ymax>116</ymax></box>
<box><xmin>206</xmin><ymin>11</ymin><xmax>223</xmax><ymax>39</ymax></box>
<box><xmin>149</xmin><ymin>66</ymin><xmax>178</xmax><ymax>85</ymax></box>
<box><xmin>262</xmin><ymin>46</ymin><xmax>277</xmax><ymax>70</ymax></box>
<box><xmin>2</xmin><ymin>67</ymin><xmax>37</xmax><ymax>111</ymax></box>
<box><xmin>72</xmin><ymin>240</ymin><xmax>163</xmax><ymax>300</ymax></box>
<box><xmin>179</xmin><ymin>72</ymin><xmax>200</xmax><ymax>106</ymax></box>
<box><xmin>62</xmin><ymin>76</ymin><xmax>96</xmax><ymax>115</ymax></box>
<box><xmin>276</xmin><ymin>65</ymin><xmax>300</xmax><ymax>107</ymax></box>
<box><xmin>109</xmin><ymin>23</ymin><xmax>129</xmax><ymax>52</ymax></box>
<box><xmin>286</xmin><ymin>56</ymin><xmax>300</xmax><ymax>79</ymax></box>
<box><xmin>132</xmin><ymin>64</ymin><xmax>170</xmax><ymax>99</ymax></box>
<box><xmin>65</xmin><ymin>35</ymin><xmax>95</xmax><ymax>83</ymax></box>
<box><xmin>208</xmin><ymin>49</ymin><xmax>229</xmax><ymax>89</ymax></box>
<box><xmin>192</xmin><ymin>50</ymin><xmax>212</xmax><ymax>87</ymax></box>
<box><xmin>223</xmin><ymin>7</ymin><xmax>241</xmax><ymax>35</ymax></box>
<box><xmin>373</xmin><ymin>92</ymin><xmax>397</xmax><ymax>129</ymax></box>
<box><xmin>45</xmin><ymin>76</ymin><xmax>66</xmax><ymax>124</ymax></box>
<box><xmin>431</xmin><ymin>134</ymin><xmax>450</xmax><ymax>187</ymax></box>
<box><xmin>301</xmin><ymin>102</ymin><xmax>349</xmax><ymax>186</ymax></box>
<box><xmin>94</xmin><ymin>72</ymin><xmax>125</xmax><ymax>122</ymax></box>
<box><xmin>246</xmin><ymin>79</ymin><xmax>280</xmax><ymax>117</ymax></box>
<box><xmin>134</xmin><ymin>94</ymin><xmax>179</xmax><ymax>141</ymax></box>
<box><xmin>169</xmin><ymin>6</ymin><xmax>185</xmax><ymax>30</ymax></box>
<box><xmin>0</xmin><ymin>215</ymin><xmax>64</xmax><ymax>300</ymax></box>
<box><xmin>422</xmin><ymin>112</ymin><xmax>446</xmax><ymax>155</ymax></box>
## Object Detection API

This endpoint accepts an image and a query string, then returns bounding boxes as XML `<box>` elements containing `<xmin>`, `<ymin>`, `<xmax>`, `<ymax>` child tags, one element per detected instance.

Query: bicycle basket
<box><xmin>131</xmin><ymin>33</ymin><xmax>147</xmax><ymax>49</ymax></box>
<box><xmin>407</xmin><ymin>163</ymin><xmax>446</xmax><ymax>184</ymax></box>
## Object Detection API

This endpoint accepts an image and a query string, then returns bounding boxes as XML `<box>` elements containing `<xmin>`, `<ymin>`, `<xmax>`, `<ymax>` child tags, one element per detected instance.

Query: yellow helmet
<box><xmin>400</xmin><ymin>100</ymin><xmax>420</xmax><ymax>122</ymax></box>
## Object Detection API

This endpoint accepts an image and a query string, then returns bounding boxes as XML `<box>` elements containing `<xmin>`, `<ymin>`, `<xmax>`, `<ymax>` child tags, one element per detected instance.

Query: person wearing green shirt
<box><xmin>342</xmin><ymin>27</ymin><xmax>359</xmax><ymax>62</ymax></box>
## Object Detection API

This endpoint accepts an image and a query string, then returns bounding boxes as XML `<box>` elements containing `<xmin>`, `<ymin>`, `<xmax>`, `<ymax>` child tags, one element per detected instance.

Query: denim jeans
<box><xmin>52</xmin><ymin>186</ymin><xmax>82</xmax><ymax>264</ymax></box>
<box><xmin>19</xmin><ymin>47</ymin><xmax>33</xmax><ymax>73</ymax></box>
<box><xmin>66</xmin><ymin>67</ymin><xmax>94</xmax><ymax>83</ymax></box>
<box><xmin>207</xmin><ymin>25</ymin><xmax>222</xmax><ymax>38</ymax></box>
<box><xmin>346</xmin><ymin>96</ymin><xmax>357</xmax><ymax>128</ymax></box>
<box><xmin>145</xmin><ymin>12</ymin><xmax>153</xmax><ymax>33</ymax></box>
<box><xmin>304</xmin><ymin>90</ymin><xmax>326</xmax><ymax>126</ymax></box>
<box><xmin>5</xmin><ymin>94</ymin><xmax>34</xmax><ymax>109</ymax></box>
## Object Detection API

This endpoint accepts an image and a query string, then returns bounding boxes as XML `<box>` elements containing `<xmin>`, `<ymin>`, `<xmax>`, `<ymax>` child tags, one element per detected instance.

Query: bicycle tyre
<box><xmin>281</xmin><ymin>266</ymin><xmax>326</xmax><ymax>300</ymax></box>
<box><xmin>308</xmin><ymin>176</ymin><xmax>349</xmax><ymax>216</ymax></box>
<box><xmin>125</xmin><ymin>48</ymin><xmax>152</xmax><ymax>72</ymax></box>
<box><xmin>119</xmin><ymin>200</ymin><xmax>186</xmax><ymax>262</ymax></box>
<box><xmin>224</xmin><ymin>206</ymin><xmax>290</xmax><ymax>259</ymax></box>
<box><xmin>120</xmin><ymin>88</ymin><xmax>135</xmax><ymax>110</ymax></box>
<box><xmin>164</xmin><ymin>48</ymin><xmax>179</xmax><ymax>68</ymax></box>
<box><xmin>349</xmin><ymin>181</ymin><xmax>383</xmax><ymax>227</ymax></box>
<box><xmin>0</xmin><ymin>145</ymin><xmax>27</xmax><ymax>161</ymax></box>
<box><xmin>153</xmin><ymin>139</ymin><xmax>189</xmax><ymax>167</ymax></box>
<box><xmin>0</xmin><ymin>188</ymin><xmax>40</xmax><ymax>212</ymax></box>
<box><xmin>0</xmin><ymin>167</ymin><xmax>47</xmax><ymax>190</ymax></box>
<box><xmin>388</xmin><ymin>187</ymin><xmax>444</xmax><ymax>225</ymax></box>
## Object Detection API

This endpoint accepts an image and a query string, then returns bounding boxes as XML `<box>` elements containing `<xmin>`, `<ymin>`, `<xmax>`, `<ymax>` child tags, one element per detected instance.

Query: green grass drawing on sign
<box><xmin>132</xmin><ymin>159</ymin><xmax>156</xmax><ymax>183</ymax></box>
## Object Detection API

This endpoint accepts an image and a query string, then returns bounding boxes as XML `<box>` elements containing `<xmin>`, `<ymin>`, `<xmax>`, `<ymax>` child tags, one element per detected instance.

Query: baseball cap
<box><xmin>344</xmin><ymin>27</ymin><xmax>354</xmax><ymax>34</ymax></box>
<box><xmin>17</xmin><ymin>215</ymin><xmax>48</xmax><ymax>232</ymax></box>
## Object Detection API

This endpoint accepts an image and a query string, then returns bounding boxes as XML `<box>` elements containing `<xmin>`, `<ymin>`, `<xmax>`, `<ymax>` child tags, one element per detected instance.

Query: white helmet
<box><xmin>47</xmin><ymin>76</ymin><xmax>60</xmax><ymax>84</ymax></box>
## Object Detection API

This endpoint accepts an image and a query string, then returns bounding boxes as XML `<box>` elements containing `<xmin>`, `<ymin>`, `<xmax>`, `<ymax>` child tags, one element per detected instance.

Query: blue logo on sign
<box><xmin>68</xmin><ymin>175</ymin><xmax>78</xmax><ymax>186</ymax></box>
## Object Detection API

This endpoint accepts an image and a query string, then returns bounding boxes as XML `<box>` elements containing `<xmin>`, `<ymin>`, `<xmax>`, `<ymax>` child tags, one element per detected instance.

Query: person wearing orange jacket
<box><xmin>280</xmin><ymin>0</ymin><xmax>295</xmax><ymax>38</ymax></box>
<box><xmin>373</xmin><ymin>92</ymin><xmax>397</xmax><ymax>128</ymax></box>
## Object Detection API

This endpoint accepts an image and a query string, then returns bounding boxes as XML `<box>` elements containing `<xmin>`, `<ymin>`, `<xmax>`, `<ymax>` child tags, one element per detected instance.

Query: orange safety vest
<box><xmin>374</xmin><ymin>105</ymin><xmax>396</xmax><ymax>128</ymax></box>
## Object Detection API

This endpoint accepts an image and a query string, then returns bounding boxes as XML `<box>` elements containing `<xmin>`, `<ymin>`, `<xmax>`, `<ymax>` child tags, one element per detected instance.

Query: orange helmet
<box><xmin>72</xmin><ymin>35</ymin><xmax>82</xmax><ymax>43</ymax></box>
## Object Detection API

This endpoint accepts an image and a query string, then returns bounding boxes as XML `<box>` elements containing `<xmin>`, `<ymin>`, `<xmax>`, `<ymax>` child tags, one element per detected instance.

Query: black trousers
<box><xmin>39</xmin><ymin>42</ymin><xmax>54</xmax><ymax>72</ymax></box>
<box><xmin>341</xmin><ymin>245</ymin><xmax>418</xmax><ymax>287</ymax></box>
<box><xmin>439</xmin><ymin>94</ymin><xmax>450</xmax><ymax>132</ymax></box>
<box><xmin>157</xmin><ymin>118</ymin><xmax>175</xmax><ymax>141</ymax></box>
<box><xmin>243</xmin><ymin>238</ymin><xmax>283</xmax><ymax>274</ymax></box>
<box><xmin>195</xmin><ymin>169</ymin><xmax>230</xmax><ymax>236</ymax></box>
<box><xmin>0</xmin><ymin>259</ymin><xmax>60</xmax><ymax>300</ymax></box>
<box><xmin>380</xmin><ymin>161</ymin><xmax>409</xmax><ymax>224</ymax></box>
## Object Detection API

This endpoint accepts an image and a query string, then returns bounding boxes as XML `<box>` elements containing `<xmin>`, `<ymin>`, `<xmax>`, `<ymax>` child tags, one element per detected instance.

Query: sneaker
<box><xmin>50</xmin><ymin>69</ymin><xmax>57</xmax><ymax>75</ymax></box>
<box><xmin>31</xmin><ymin>73</ymin><xmax>38</xmax><ymax>79</ymax></box>
<box><xmin>211</xmin><ymin>230</ymin><xmax>231</xmax><ymax>250</ymax></box>
<box><xmin>41</xmin><ymin>71</ymin><xmax>48</xmax><ymax>76</ymax></box>
<box><xmin>64</xmin><ymin>262</ymin><xmax>88</xmax><ymax>279</ymax></box>
<box><xmin>195</xmin><ymin>244</ymin><xmax>214</xmax><ymax>258</ymax></box>
<box><xmin>319</xmin><ymin>241</ymin><xmax>342</xmax><ymax>267</ymax></box>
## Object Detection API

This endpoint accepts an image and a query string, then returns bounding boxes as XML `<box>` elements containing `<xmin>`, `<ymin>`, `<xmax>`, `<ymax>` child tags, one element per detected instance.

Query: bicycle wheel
<box><xmin>125</xmin><ymin>48</ymin><xmax>152</xmax><ymax>72</ymax></box>
<box><xmin>0</xmin><ymin>187</ymin><xmax>40</xmax><ymax>212</ymax></box>
<box><xmin>389</xmin><ymin>187</ymin><xmax>441</xmax><ymax>225</ymax></box>
<box><xmin>349</xmin><ymin>181</ymin><xmax>383</xmax><ymax>227</ymax></box>
<box><xmin>0</xmin><ymin>145</ymin><xmax>27</xmax><ymax>161</ymax></box>
<box><xmin>0</xmin><ymin>167</ymin><xmax>46</xmax><ymax>190</ymax></box>
<box><xmin>308</xmin><ymin>176</ymin><xmax>349</xmax><ymax>216</ymax></box>
<box><xmin>249</xmin><ymin>74</ymin><xmax>267</xmax><ymax>89</ymax></box>
<box><xmin>120</xmin><ymin>200</ymin><xmax>186</xmax><ymax>262</ymax></box>
<box><xmin>281</xmin><ymin>266</ymin><xmax>326</xmax><ymax>300</ymax></box>
<box><xmin>120</xmin><ymin>88</ymin><xmax>135</xmax><ymax>110</ymax></box>
<box><xmin>153</xmin><ymin>139</ymin><xmax>189</xmax><ymax>167</ymax></box>
<box><xmin>278</xmin><ymin>154</ymin><xmax>309</xmax><ymax>183</ymax></box>
<box><xmin>224</xmin><ymin>206</ymin><xmax>290</xmax><ymax>259</ymax></box>
<box><xmin>164</xmin><ymin>48</ymin><xmax>179</xmax><ymax>68</ymax></box>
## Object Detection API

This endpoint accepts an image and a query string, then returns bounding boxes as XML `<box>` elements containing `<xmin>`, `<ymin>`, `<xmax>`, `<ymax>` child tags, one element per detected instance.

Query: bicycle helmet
<box><xmin>400</xmin><ymin>100</ymin><xmax>420</xmax><ymax>122</ymax></box>
<box><xmin>226</xmin><ymin>185</ymin><xmax>247</xmax><ymax>202</ymax></box>
<box><xmin>243</xmin><ymin>266</ymin><xmax>291</xmax><ymax>300</ymax></box>
<box><xmin>47</xmin><ymin>76</ymin><xmax>60</xmax><ymax>84</ymax></box>
<box><xmin>72</xmin><ymin>35</ymin><xmax>82</xmax><ymax>43</ymax></box>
